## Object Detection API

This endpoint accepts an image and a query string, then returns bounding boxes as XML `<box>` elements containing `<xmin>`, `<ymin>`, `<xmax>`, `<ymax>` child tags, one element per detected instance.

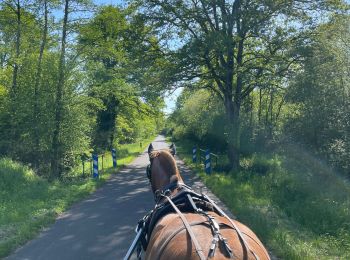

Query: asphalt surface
<box><xmin>7</xmin><ymin>135</ymin><xmax>234</xmax><ymax>260</ymax></box>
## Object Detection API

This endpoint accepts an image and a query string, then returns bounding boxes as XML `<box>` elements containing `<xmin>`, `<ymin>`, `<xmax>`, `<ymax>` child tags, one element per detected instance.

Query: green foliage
<box><xmin>0</xmin><ymin>0</ymin><xmax>96</xmax><ymax>177</ymax></box>
<box><xmin>169</xmin><ymin>14</ymin><xmax>350</xmax><ymax>176</ymax></box>
<box><xmin>0</xmin><ymin>3</ymin><xmax>164</xmax><ymax>177</ymax></box>
<box><xmin>137</xmin><ymin>0</ymin><xmax>347</xmax><ymax>169</ymax></box>
<box><xmin>162</xmin><ymin>14</ymin><xmax>350</xmax><ymax>259</ymax></box>
<box><xmin>0</xmin><ymin>137</ymin><xmax>155</xmax><ymax>258</ymax></box>
<box><xmin>285</xmin><ymin>14</ymin><xmax>350</xmax><ymax>175</ymax></box>
<box><xmin>168</xmin><ymin>89</ymin><xmax>227</xmax><ymax>151</ymax></box>
<box><xmin>174</xmin><ymin>138</ymin><xmax>350</xmax><ymax>259</ymax></box>
<box><xmin>78</xmin><ymin>5</ymin><xmax>164</xmax><ymax>151</ymax></box>
<box><xmin>116</xmin><ymin>103</ymin><xmax>164</xmax><ymax>144</ymax></box>
<box><xmin>0</xmin><ymin>157</ymin><xmax>98</xmax><ymax>258</ymax></box>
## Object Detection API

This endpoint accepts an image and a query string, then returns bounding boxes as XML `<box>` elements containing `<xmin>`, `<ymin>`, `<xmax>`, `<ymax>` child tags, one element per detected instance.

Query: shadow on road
<box><xmin>8</xmin><ymin>136</ymin><xmax>233</xmax><ymax>260</ymax></box>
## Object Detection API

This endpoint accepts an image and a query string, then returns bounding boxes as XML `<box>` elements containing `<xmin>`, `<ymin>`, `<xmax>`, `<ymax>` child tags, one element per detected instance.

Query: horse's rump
<box><xmin>145</xmin><ymin>212</ymin><xmax>269</xmax><ymax>260</ymax></box>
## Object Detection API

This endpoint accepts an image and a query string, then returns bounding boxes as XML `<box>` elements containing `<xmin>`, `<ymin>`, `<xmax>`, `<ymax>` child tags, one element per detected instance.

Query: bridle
<box><xmin>146</xmin><ymin>163</ymin><xmax>152</xmax><ymax>182</ymax></box>
<box><xmin>146</xmin><ymin>158</ymin><xmax>171</xmax><ymax>202</ymax></box>
<box><xmin>146</xmin><ymin>152</ymin><xmax>179</xmax><ymax>202</ymax></box>
<box><xmin>146</xmin><ymin>146</ymin><xmax>176</xmax><ymax>185</ymax></box>
<box><xmin>135</xmin><ymin>146</ymin><xmax>266</xmax><ymax>260</ymax></box>
<box><xmin>146</xmin><ymin>150</ymin><xmax>158</xmax><ymax>184</ymax></box>
<box><xmin>146</xmin><ymin>156</ymin><xmax>158</xmax><ymax>200</ymax></box>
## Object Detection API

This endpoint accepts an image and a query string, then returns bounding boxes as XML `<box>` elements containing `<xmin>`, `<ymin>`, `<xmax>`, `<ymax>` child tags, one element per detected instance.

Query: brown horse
<box><xmin>144</xmin><ymin>143</ymin><xmax>270</xmax><ymax>260</ymax></box>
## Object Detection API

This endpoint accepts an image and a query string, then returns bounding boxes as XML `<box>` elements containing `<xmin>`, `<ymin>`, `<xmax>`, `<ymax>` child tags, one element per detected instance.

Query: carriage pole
<box><xmin>123</xmin><ymin>228</ymin><xmax>143</xmax><ymax>260</ymax></box>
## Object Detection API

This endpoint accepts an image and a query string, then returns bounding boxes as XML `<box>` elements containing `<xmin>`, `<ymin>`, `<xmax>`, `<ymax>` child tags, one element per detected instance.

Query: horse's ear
<box><xmin>170</xmin><ymin>143</ymin><xmax>176</xmax><ymax>156</ymax></box>
<box><xmin>148</xmin><ymin>143</ymin><xmax>154</xmax><ymax>157</ymax></box>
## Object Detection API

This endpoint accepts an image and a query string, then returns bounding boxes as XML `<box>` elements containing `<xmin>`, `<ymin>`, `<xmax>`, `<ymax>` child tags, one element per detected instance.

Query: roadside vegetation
<box><xmin>0</xmin><ymin>3</ymin><xmax>164</xmax><ymax>179</ymax></box>
<box><xmin>173</xmin><ymin>139</ymin><xmax>350</xmax><ymax>259</ymax></box>
<box><xmin>1</xmin><ymin>1</ymin><xmax>349</xmax><ymax>259</ymax></box>
<box><xmin>0</xmin><ymin>136</ymin><xmax>155</xmax><ymax>258</ymax></box>
<box><xmin>164</xmin><ymin>16</ymin><xmax>350</xmax><ymax>258</ymax></box>
<box><xmin>0</xmin><ymin>2</ymin><xmax>164</xmax><ymax>257</ymax></box>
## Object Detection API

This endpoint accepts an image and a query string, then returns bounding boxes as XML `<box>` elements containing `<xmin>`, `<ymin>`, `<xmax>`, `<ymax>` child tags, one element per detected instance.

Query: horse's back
<box><xmin>145</xmin><ymin>212</ymin><xmax>270</xmax><ymax>260</ymax></box>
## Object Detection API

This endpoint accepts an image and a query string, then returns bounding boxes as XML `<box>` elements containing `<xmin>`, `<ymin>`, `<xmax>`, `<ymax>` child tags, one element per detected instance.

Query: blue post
<box><xmin>93</xmin><ymin>154</ymin><xmax>99</xmax><ymax>178</ymax></box>
<box><xmin>112</xmin><ymin>148</ymin><xmax>117</xmax><ymax>168</ymax></box>
<box><xmin>205</xmin><ymin>149</ymin><xmax>211</xmax><ymax>174</ymax></box>
<box><xmin>192</xmin><ymin>146</ymin><xmax>197</xmax><ymax>163</ymax></box>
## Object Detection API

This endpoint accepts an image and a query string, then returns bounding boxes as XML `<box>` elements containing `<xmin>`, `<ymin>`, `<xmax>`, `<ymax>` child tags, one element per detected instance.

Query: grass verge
<box><xmin>172</xmin><ymin>137</ymin><xmax>350</xmax><ymax>260</ymax></box>
<box><xmin>0</xmin><ymin>136</ymin><xmax>155</xmax><ymax>258</ymax></box>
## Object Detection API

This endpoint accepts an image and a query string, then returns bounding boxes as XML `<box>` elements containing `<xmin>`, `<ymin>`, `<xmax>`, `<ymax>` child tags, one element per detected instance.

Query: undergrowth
<box><xmin>173</xmin><ymin>138</ymin><xmax>350</xmax><ymax>259</ymax></box>
<box><xmin>0</xmin><ymin>137</ymin><xmax>155</xmax><ymax>258</ymax></box>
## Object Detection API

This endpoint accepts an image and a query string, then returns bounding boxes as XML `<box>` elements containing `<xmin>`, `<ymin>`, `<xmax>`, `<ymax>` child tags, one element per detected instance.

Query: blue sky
<box><xmin>164</xmin><ymin>88</ymin><xmax>183</xmax><ymax>115</ymax></box>
<box><xmin>94</xmin><ymin>0</ymin><xmax>124</xmax><ymax>6</ymax></box>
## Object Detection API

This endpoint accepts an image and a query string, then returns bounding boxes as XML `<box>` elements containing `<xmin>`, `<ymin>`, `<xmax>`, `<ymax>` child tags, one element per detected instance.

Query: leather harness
<box><xmin>138</xmin><ymin>175</ymin><xmax>261</xmax><ymax>260</ymax></box>
<box><xmin>140</xmin><ymin>150</ymin><xmax>266</xmax><ymax>260</ymax></box>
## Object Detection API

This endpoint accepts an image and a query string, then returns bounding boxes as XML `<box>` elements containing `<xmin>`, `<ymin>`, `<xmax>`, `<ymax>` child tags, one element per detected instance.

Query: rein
<box><xmin>125</xmin><ymin>181</ymin><xmax>267</xmax><ymax>260</ymax></box>
<box><xmin>160</xmin><ymin>191</ymin><xmax>206</xmax><ymax>260</ymax></box>
<box><xmin>125</xmin><ymin>147</ymin><xmax>268</xmax><ymax>260</ymax></box>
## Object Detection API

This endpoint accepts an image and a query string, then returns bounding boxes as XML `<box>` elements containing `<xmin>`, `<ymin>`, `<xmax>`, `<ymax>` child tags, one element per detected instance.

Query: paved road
<box><xmin>8</xmin><ymin>135</ymin><xmax>233</xmax><ymax>260</ymax></box>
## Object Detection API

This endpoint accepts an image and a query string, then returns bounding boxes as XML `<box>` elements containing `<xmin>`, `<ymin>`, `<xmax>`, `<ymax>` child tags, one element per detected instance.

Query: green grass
<box><xmin>0</xmin><ymin>136</ymin><xmax>155</xmax><ymax>258</ymax></box>
<box><xmin>172</xmin><ymin>137</ymin><xmax>350</xmax><ymax>260</ymax></box>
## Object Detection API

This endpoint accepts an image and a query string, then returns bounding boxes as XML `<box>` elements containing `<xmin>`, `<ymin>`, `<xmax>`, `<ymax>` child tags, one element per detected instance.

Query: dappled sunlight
<box><xmin>60</xmin><ymin>235</ymin><xmax>74</xmax><ymax>241</ymax></box>
<box><xmin>87</xmin><ymin>214</ymin><xmax>100</xmax><ymax>220</ymax></box>
<box><xmin>1</xmin><ymin>137</ymin><xmax>159</xmax><ymax>259</ymax></box>
<box><xmin>4</xmin><ymin>138</ymin><xmax>161</xmax><ymax>259</ymax></box>
<box><xmin>0</xmin><ymin>0</ymin><xmax>348</xmax><ymax>259</ymax></box>
<box><xmin>173</xmin><ymin>137</ymin><xmax>350</xmax><ymax>259</ymax></box>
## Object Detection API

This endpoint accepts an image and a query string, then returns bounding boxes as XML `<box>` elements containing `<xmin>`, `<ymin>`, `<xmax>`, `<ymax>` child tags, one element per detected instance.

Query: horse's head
<box><xmin>146</xmin><ymin>143</ymin><xmax>183</xmax><ymax>195</ymax></box>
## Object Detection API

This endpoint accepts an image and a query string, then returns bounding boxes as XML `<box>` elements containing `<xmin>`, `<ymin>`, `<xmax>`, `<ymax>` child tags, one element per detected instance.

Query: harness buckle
<box><xmin>164</xmin><ymin>189</ymin><xmax>171</xmax><ymax>196</ymax></box>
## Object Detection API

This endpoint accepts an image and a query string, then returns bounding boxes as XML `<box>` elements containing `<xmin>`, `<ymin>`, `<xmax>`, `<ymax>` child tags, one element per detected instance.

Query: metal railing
<box><xmin>81</xmin><ymin>151</ymin><xmax>116</xmax><ymax>178</ymax></box>
<box><xmin>193</xmin><ymin>146</ymin><xmax>220</xmax><ymax>174</ymax></box>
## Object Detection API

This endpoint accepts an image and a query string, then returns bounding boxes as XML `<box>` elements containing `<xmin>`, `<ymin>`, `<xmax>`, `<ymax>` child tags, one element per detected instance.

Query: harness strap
<box><xmin>187</xmin><ymin>193</ymin><xmax>232</xmax><ymax>259</ymax></box>
<box><xmin>157</xmin><ymin>220</ymin><xmax>209</xmax><ymax>259</ymax></box>
<box><xmin>163</xmin><ymin>194</ymin><xmax>206</xmax><ymax>260</ymax></box>
<box><xmin>200</xmin><ymin>210</ymin><xmax>233</xmax><ymax>259</ymax></box>
<box><xmin>203</xmin><ymin>194</ymin><xmax>268</xmax><ymax>260</ymax></box>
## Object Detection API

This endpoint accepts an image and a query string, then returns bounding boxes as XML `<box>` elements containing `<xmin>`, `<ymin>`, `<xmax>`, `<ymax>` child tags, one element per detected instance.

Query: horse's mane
<box><xmin>149</xmin><ymin>150</ymin><xmax>161</xmax><ymax>159</ymax></box>
<box><xmin>150</xmin><ymin>150</ymin><xmax>179</xmax><ymax>177</ymax></box>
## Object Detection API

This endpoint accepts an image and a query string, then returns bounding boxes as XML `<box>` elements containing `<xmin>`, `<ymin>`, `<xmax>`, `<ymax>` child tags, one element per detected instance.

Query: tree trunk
<box><xmin>11</xmin><ymin>0</ymin><xmax>21</xmax><ymax>97</ymax></box>
<box><xmin>33</xmin><ymin>0</ymin><xmax>48</xmax><ymax>168</ymax></box>
<box><xmin>268</xmin><ymin>90</ymin><xmax>273</xmax><ymax>139</ymax></box>
<box><xmin>249</xmin><ymin>94</ymin><xmax>254</xmax><ymax>129</ymax></box>
<box><xmin>226</xmin><ymin>31</ymin><xmax>244</xmax><ymax>172</ymax></box>
<box><xmin>8</xmin><ymin>0</ymin><xmax>22</xmax><ymax>156</ymax></box>
<box><xmin>224</xmin><ymin>92</ymin><xmax>240</xmax><ymax>171</ymax></box>
<box><xmin>258</xmin><ymin>88</ymin><xmax>262</xmax><ymax>125</ymax></box>
<box><xmin>265</xmin><ymin>91</ymin><xmax>269</xmax><ymax>127</ymax></box>
<box><xmin>93</xmin><ymin>96</ymin><xmax>118</xmax><ymax>151</ymax></box>
<box><xmin>51</xmin><ymin>0</ymin><xmax>69</xmax><ymax>178</ymax></box>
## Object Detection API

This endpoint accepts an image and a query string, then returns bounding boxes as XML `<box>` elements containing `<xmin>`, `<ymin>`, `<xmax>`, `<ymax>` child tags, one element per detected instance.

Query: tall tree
<box><xmin>79</xmin><ymin>5</ymin><xmax>164</xmax><ymax>151</ymax></box>
<box><xmin>285</xmin><ymin>14</ymin><xmax>350</xmax><ymax>175</ymax></box>
<box><xmin>138</xmin><ymin>0</ymin><xmax>345</xmax><ymax>170</ymax></box>
<box><xmin>79</xmin><ymin>6</ymin><xmax>131</xmax><ymax>150</ymax></box>
<box><xmin>0</xmin><ymin>0</ymin><xmax>41</xmax><ymax>157</ymax></box>
<box><xmin>5</xmin><ymin>0</ymin><xmax>23</xmax><ymax>97</ymax></box>
<box><xmin>33</xmin><ymin>0</ymin><xmax>48</xmax><ymax>167</ymax></box>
